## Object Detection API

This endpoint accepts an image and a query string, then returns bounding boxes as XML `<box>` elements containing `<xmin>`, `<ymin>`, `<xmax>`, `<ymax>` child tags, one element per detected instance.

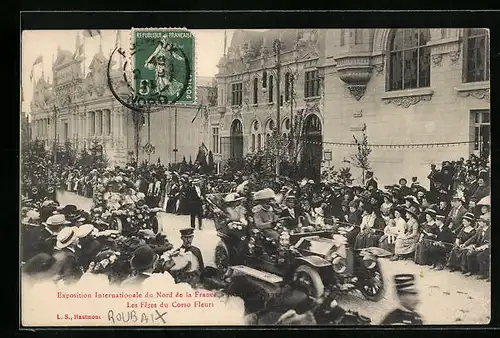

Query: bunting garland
<box><xmin>300</xmin><ymin>140</ymin><xmax>484</xmax><ymax>149</ymax></box>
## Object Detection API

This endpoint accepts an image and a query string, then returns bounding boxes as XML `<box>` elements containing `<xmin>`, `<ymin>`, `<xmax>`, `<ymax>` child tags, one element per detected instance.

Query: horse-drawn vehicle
<box><xmin>206</xmin><ymin>193</ymin><xmax>389</xmax><ymax>301</ymax></box>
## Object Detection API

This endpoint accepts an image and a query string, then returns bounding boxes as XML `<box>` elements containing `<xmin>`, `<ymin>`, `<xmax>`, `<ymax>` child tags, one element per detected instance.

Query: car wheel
<box><xmin>358</xmin><ymin>261</ymin><xmax>384</xmax><ymax>301</ymax></box>
<box><xmin>215</xmin><ymin>241</ymin><xmax>230</xmax><ymax>276</ymax></box>
<box><xmin>110</xmin><ymin>217</ymin><xmax>123</xmax><ymax>233</ymax></box>
<box><xmin>292</xmin><ymin>265</ymin><xmax>325</xmax><ymax>299</ymax></box>
<box><xmin>150</xmin><ymin>215</ymin><xmax>160</xmax><ymax>235</ymax></box>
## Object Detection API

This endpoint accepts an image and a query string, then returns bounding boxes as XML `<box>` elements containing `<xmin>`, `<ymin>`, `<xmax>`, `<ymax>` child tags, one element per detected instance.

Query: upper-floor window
<box><xmin>251</xmin><ymin>120</ymin><xmax>261</xmax><ymax>152</ymax></box>
<box><xmin>262</xmin><ymin>71</ymin><xmax>267</xmax><ymax>88</ymax></box>
<box><xmin>268</xmin><ymin>75</ymin><xmax>274</xmax><ymax>102</ymax></box>
<box><xmin>212</xmin><ymin>127</ymin><xmax>219</xmax><ymax>154</ymax></box>
<box><xmin>284</xmin><ymin>72</ymin><xmax>291</xmax><ymax>102</ymax></box>
<box><xmin>388</xmin><ymin>29</ymin><xmax>431</xmax><ymax>91</ymax></box>
<box><xmin>253</xmin><ymin>77</ymin><xmax>258</xmax><ymax>104</ymax></box>
<box><xmin>340</xmin><ymin>29</ymin><xmax>346</xmax><ymax>46</ymax></box>
<box><xmin>354</xmin><ymin>29</ymin><xmax>362</xmax><ymax>44</ymax></box>
<box><xmin>464</xmin><ymin>28</ymin><xmax>490</xmax><ymax>83</ymax></box>
<box><xmin>231</xmin><ymin>82</ymin><xmax>243</xmax><ymax>106</ymax></box>
<box><xmin>304</xmin><ymin>70</ymin><xmax>320</xmax><ymax>98</ymax></box>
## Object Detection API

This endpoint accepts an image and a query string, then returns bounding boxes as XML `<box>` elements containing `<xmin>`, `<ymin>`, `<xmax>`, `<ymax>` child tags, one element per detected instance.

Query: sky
<box><xmin>21</xmin><ymin>29</ymin><xmax>239</xmax><ymax>113</ymax></box>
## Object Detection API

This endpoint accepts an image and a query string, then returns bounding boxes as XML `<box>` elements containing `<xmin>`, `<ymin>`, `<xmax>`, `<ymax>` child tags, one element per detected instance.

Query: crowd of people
<box><xmin>21</xmin><ymin>145</ymin><xmax>491</xmax><ymax>325</ymax></box>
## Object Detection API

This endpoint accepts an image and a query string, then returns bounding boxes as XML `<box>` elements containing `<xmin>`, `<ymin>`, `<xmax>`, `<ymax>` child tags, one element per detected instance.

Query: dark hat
<box><xmin>130</xmin><ymin>245</ymin><xmax>159</xmax><ymax>271</ymax></box>
<box><xmin>362</xmin><ymin>204</ymin><xmax>374</xmax><ymax>214</ymax></box>
<box><xmin>62</xmin><ymin>204</ymin><xmax>82</xmax><ymax>221</ymax></box>
<box><xmin>399</xmin><ymin>178</ymin><xmax>407</xmax><ymax>184</ymax></box>
<box><xmin>462</xmin><ymin>212</ymin><xmax>475</xmax><ymax>222</ymax></box>
<box><xmin>405</xmin><ymin>206</ymin><xmax>419</xmax><ymax>219</ymax></box>
<box><xmin>381</xmin><ymin>191</ymin><xmax>392</xmax><ymax>199</ymax></box>
<box><xmin>394</xmin><ymin>274</ymin><xmax>418</xmax><ymax>294</ymax></box>
<box><xmin>180</xmin><ymin>228</ymin><xmax>194</xmax><ymax>237</ymax></box>
<box><xmin>424</xmin><ymin>208</ymin><xmax>437</xmax><ymax>217</ymax></box>
<box><xmin>435</xmin><ymin>214</ymin><xmax>446</xmax><ymax>221</ymax></box>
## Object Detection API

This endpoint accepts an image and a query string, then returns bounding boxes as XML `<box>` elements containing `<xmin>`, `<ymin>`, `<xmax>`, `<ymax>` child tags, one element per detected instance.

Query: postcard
<box><xmin>21</xmin><ymin>27</ymin><xmax>491</xmax><ymax>326</ymax></box>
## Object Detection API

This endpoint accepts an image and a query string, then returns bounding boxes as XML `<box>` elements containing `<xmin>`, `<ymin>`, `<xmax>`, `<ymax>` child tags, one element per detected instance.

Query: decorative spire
<box><xmin>98</xmin><ymin>34</ymin><xmax>103</xmax><ymax>55</ymax></box>
<box><xmin>75</xmin><ymin>32</ymin><xmax>81</xmax><ymax>51</ymax></box>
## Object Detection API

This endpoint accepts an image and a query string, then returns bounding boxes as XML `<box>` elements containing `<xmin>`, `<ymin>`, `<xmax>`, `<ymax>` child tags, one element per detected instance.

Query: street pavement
<box><xmin>56</xmin><ymin>190</ymin><xmax>491</xmax><ymax>325</ymax></box>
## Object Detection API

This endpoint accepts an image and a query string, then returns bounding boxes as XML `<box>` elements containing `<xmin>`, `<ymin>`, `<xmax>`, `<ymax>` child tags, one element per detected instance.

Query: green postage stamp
<box><xmin>131</xmin><ymin>28</ymin><xmax>195</xmax><ymax>104</ymax></box>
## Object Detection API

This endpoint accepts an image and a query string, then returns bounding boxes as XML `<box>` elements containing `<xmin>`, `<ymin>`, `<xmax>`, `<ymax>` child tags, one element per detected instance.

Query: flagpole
<box><xmin>83</xmin><ymin>34</ymin><xmax>86</xmax><ymax>77</ymax></box>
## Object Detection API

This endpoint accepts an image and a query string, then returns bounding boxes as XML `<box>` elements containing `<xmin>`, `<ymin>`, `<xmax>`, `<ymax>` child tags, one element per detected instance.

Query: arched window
<box><xmin>251</xmin><ymin>120</ymin><xmax>261</xmax><ymax>152</ymax></box>
<box><xmin>262</xmin><ymin>71</ymin><xmax>267</xmax><ymax>88</ymax></box>
<box><xmin>253</xmin><ymin>77</ymin><xmax>258</xmax><ymax>104</ymax></box>
<box><xmin>282</xmin><ymin>118</ymin><xmax>291</xmax><ymax>139</ymax></box>
<box><xmin>389</xmin><ymin>29</ymin><xmax>431</xmax><ymax>91</ymax></box>
<box><xmin>268</xmin><ymin>75</ymin><xmax>274</xmax><ymax>103</ymax></box>
<box><xmin>265</xmin><ymin>119</ymin><xmax>274</xmax><ymax>147</ymax></box>
<box><xmin>464</xmin><ymin>29</ymin><xmax>490</xmax><ymax>83</ymax></box>
<box><xmin>284</xmin><ymin>72</ymin><xmax>290</xmax><ymax>102</ymax></box>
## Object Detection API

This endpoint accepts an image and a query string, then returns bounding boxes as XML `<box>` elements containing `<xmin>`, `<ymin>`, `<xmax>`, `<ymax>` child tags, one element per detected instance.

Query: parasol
<box><xmin>477</xmin><ymin>195</ymin><xmax>490</xmax><ymax>206</ymax></box>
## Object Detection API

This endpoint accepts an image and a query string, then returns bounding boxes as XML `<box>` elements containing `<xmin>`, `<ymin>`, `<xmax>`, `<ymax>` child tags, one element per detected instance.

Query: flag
<box><xmin>74</xmin><ymin>44</ymin><xmax>84</xmax><ymax>60</ymax></box>
<box><xmin>115</xmin><ymin>30</ymin><xmax>121</xmax><ymax>48</ymax></box>
<box><xmin>32</xmin><ymin>55</ymin><xmax>43</xmax><ymax>66</ymax></box>
<box><xmin>83</xmin><ymin>30</ymin><xmax>102</xmax><ymax>38</ymax></box>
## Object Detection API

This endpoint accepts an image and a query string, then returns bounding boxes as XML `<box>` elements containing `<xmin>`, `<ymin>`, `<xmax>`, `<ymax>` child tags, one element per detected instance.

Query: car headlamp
<box><xmin>362</xmin><ymin>255</ymin><xmax>377</xmax><ymax>269</ymax></box>
<box><xmin>332</xmin><ymin>255</ymin><xmax>347</xmax><ymax>273</ymax></box>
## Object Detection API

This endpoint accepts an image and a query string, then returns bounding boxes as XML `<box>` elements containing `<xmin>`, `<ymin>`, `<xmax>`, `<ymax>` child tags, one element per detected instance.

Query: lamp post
<box><xmin>273</xmin><ymin>39</ymin><xmax>281</xmax><ymax>177</ymax></box>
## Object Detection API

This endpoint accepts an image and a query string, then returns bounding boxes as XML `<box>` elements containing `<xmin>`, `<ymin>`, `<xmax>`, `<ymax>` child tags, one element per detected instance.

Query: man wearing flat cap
<box><xmin>381</xmin><ymin>274</ymin><xmax>423</xmax><ymax>325</ymax></box>
<box><xmin>171</xmin><ymin>228</ymin><xmax>204</xmax><ymax>285</ymax></box>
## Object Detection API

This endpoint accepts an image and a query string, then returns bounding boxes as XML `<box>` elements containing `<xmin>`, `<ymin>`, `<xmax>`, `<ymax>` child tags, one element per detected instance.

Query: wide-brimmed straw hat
<box><xmin>45</xmin><ymin>214</ymin><xmax>71</xmax><ymax>226</ymax></box>
<box><xmin>462</xmin><ymin>212</ymin><xmax>475</xmax><ymax>222</ymax></box>
<box><xmin>224</xmin><ymin>193</ymin><xmax>244</xmax><ymax>204</ymax></box>
<box><xmin>76</xmin><ymin>224</ymin><xmax>96</xmax><ymax>238</ymax></box>
<box><xmin>55</xmin><ymin>226</ymin><xmax>79</xmax><ymax>249</ymax></box>
<box><xmin>254</xmin><ymin>188</ymin><xmax>276</xmax><ymax>201</ymax></box>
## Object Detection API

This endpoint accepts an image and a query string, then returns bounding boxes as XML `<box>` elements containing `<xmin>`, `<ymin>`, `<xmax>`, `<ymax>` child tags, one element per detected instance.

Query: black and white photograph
<box><xmin>20</xmin><ymin>26</ymin><xmax>491</xmax><ymax>326</ymax></box>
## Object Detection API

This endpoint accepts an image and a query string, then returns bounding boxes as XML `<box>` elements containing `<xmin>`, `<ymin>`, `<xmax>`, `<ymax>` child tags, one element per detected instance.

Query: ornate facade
<box><xmin>29</xmin><ymin>34</ymin><xmax>215</xmax><ymax>167</ymax></box>
<box><xmin>212</xmin><ymin>28</ymin><xmax>490</xmax><ymax>185</ymax></box>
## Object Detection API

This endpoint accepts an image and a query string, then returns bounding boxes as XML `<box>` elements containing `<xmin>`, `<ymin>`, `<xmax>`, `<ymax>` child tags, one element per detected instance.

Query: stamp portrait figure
<box><xmin>144</xmin><ymin>34</ymin><xmax>184</xmax><ymax>97</ymax></box>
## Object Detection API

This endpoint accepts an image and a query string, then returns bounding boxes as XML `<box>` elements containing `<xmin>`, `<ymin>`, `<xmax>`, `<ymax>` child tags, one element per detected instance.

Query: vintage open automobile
<box><xmin>207</xmin><ymin>193</ymin><xmax>390</xmax><ymax>301</ymax></box>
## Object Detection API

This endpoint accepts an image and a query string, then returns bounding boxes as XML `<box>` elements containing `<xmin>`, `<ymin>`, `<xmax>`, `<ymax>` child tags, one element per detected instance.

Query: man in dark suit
<box><xmin>51</xmin><ymin>226</ymin><xmax>83</xmax><ymax>283</ymax></box>
<box><xmin>365</xmin><ymin>171</ymin><xmax>378</xmax><ymax>191</ymax></box>
<box><xmin>121</xmin><ymin>245</ymin><xmax>159</xmax><ymax>286</ymax></box>
<box><xmin>186</xmin><ymin>179</ymin><xmax>205</xmax><ymax>230</ymax></box>
<box><xmin>470</xmin><ymin>177</ymin><xmax>490</xmax><ymax>202</ymax></box>
<box><xmin>171</xmin><ymin>228</ymin><xmax>204</xmax><ymax>286</ymax></box>
<box><xmin>446</xmin><ymin>196</ymin><xmax>468</xmax><ymax>235</ymax></box>
<box><xmin>279</xmin><ymin>195</ymin><xmax>301</xmax><ymax>230</ymax></box>
<box><xmin>462</xmin><ymin>217</ymin><xmax>490</xmax><ymax>277</ymax></box>
<box><xmin>428</xmin><ymin>214</ymin><xmax>455</xmax><ymax>270</ymax></box>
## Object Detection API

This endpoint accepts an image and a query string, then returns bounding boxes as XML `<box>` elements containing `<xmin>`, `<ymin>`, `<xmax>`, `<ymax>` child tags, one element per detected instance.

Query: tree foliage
<box><xmin>320</xmin><ymin>163</ymin><xmax>353</xmax><ymax>186</ymax></box>
<box><xmin>349</xmin><ymin>123</ymin><xmax>372</xmax><ymax>184</ymax></box>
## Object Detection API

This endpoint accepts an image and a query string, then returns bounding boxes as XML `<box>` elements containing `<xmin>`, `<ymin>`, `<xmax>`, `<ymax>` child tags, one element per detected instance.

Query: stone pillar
<box><xmin>118</xmin><ymin>109</ymin><xmax>123</xmax><ymax>136</ymax></box>
<box><xmin>94</xmin><ymin>111</ymin><xmax>98</xmax><ymax>136</ymax></box>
